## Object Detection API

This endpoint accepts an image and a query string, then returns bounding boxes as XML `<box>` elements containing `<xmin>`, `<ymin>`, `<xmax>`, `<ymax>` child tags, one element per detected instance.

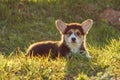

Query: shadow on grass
<box><xmin>64</xmin><ymin>53</ymin><xmax>117</xmax><ymax>79</ymax></box>
<box><xmin>65</xmin><ymin>54</ymin><xmax>91</xmax><ymax>79</ymax></box>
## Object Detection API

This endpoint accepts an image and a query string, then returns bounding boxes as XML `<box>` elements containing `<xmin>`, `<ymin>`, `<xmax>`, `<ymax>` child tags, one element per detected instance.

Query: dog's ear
<box><xmin>81</xmin><ymin>19</ymin><xmax>93</xmax><ymax>34</ymax></box>
<box><xmin>55</xmin><ymin>20</ymin><xmax>67</xmax><ymax>34</ymax></box>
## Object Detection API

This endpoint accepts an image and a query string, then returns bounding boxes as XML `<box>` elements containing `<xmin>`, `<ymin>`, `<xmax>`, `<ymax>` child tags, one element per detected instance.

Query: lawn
<box><xmin>0</xmin><ymin>0</ymin><xmax>120</xmax><ymax>79</ymax></box>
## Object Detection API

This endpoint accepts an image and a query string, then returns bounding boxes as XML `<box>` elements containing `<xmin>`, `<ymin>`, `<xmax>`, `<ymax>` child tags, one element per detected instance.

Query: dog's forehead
<box><xmin>64</xmin><ymin>23</ymin><xmax>84</xmax><ymax>35</ymax></box>
<box><xmin>67</xmin><ymin>29</ymin><xmax>80</xmax><ymax>33</ymax></box>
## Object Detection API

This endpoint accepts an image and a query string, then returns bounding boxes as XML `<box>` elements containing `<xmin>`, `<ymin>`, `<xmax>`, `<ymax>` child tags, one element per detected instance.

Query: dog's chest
<box><xmin>68</xmin><ymin>43</ymin><xmax>80</xmax><ymax>53</ymax></box>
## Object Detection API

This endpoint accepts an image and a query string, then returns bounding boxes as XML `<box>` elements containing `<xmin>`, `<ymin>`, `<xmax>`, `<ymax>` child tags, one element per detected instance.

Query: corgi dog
<box><xmin>26</xmin><ymin>19</ymin><xmax>93</xmax><ymax>58</ymax></box>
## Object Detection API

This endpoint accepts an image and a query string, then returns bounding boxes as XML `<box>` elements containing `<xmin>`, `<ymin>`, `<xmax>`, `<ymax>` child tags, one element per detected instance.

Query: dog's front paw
<box><xmin>85</xmin><ymin>51</ymin><xmax>92</xmax><ymax>59</ymax></box>
<box><xmin>86</xmin><ymin>53</ymin><xmax>91</xmax><ymax>58</ymax></box>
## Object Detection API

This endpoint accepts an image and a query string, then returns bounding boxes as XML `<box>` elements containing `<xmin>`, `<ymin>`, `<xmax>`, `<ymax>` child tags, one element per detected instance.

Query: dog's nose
<box><xmin>71</xmin><ymin>37</ymin><xmax>76</xmax><ymax>42</ymax></box>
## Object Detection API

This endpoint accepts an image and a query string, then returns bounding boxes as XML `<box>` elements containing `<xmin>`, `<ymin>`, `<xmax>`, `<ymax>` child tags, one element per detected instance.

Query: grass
<box><xmin>0</xmin><ymin>0</ymin><xmax>120</xmax><ymax>79</ymax></box>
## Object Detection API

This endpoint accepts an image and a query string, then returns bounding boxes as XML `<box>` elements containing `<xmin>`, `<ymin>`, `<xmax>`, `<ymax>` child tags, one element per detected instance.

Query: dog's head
<box><xmin>56</xmin><ymin>19</ymin><xmax>93</xmax><ymax>45</ymax></box>
<box><xmin>56</xmin><ymin>19</ymin><xmax>93</xmax><ymax>44</ymax></box>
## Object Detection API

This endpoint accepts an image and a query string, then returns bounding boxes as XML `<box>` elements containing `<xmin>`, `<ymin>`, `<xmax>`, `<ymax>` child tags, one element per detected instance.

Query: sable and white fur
<box><xmin>26</xmin><ymin>19</ymin><xmax>93</xmax><ymax>58</ymax></box>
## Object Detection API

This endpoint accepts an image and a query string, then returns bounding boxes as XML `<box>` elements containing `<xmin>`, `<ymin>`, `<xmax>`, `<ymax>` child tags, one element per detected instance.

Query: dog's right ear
<box><xmin>55</xmin><ymin>20</ymin><xmax>67</xmax><ymax>34</ymax></box>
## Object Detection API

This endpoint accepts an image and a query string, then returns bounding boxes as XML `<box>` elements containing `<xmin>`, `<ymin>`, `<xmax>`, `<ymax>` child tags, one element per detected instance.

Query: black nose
<box><xmin>71</xmin><ymin>37</ymin><xmax>76</xmax><ymax>42</ymax></box>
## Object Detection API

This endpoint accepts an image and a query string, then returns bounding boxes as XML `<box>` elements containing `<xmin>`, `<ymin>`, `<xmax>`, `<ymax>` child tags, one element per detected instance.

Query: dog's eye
<box><xmin>76</xmin><ymin>32</ymin><xmax>81</xmax><ymax>36</ymax></box>
<box><xmin>68</xmin><ymin>31</ymin><xmax>72</xmax><ymax>35</ymax></box>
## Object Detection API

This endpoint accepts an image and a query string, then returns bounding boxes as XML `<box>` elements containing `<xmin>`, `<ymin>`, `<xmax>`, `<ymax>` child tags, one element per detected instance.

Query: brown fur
<box><xmin>26</xmin><ymin>41</ymin><xmax>70</xmax><ymax>58</ymax></box>
<box><xmin>64</xmin><ymin>23</ymin><xmax>85</xmax><ymax>35</ymax></box>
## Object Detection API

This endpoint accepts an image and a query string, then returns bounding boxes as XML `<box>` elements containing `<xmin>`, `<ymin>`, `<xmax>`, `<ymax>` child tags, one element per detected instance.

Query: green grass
<box><xmin>0</xmin><ymin>0</ymin><xmax>120</xmax><ymax>79</ymax></box>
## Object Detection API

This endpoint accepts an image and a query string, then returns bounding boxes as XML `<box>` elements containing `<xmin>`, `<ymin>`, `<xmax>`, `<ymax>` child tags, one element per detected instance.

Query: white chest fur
<box><xmin>68</xmin><ymin>43</ymin><xmax>81</xmax><ymax>53</ymax></box>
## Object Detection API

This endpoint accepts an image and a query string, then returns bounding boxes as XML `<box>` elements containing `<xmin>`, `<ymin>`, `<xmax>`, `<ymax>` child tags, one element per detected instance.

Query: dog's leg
<box><xmin>80</xmin><ymin>42</ymin><xmax>91</xmax><ymax>58</ymax></box>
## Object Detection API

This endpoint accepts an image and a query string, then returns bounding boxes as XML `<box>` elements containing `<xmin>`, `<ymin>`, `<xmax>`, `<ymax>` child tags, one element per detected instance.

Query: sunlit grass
<box><xmin>0</xmin><ymin>37</ymin><xmax>120</xmax><ymax>79</ymax></box>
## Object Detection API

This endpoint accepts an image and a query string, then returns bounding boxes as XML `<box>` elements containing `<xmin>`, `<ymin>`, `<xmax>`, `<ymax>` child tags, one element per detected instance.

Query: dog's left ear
<box><xmin>81</xmin><ymin>19</ymin><xmax>93</xmax><ymax>34</ymax></box>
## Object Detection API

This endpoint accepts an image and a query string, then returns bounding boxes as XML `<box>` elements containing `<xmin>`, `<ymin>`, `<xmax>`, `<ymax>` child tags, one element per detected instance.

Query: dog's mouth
<box><xmin>71</xmin><ymin>41</ymin><xmax>76</xmax><ymax>43</ymax></box>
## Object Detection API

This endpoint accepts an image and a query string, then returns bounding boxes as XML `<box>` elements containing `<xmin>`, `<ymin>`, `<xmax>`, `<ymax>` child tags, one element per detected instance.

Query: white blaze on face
<box><xmin>68</xmin><ymin>33</ymin><xmax>76</xmax><ymax>43</ymax></box>
<box><xmin>68</xmin><ymin>33</ymin><xmax>83</xmax><ymax>44</ymax></box>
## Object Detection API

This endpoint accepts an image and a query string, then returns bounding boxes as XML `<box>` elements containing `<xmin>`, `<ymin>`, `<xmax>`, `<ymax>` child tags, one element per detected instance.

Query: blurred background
<box><xmin>0</xmin><ymin>0</ymin><xmax>120</xmax><ymax>55</ymax></box>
